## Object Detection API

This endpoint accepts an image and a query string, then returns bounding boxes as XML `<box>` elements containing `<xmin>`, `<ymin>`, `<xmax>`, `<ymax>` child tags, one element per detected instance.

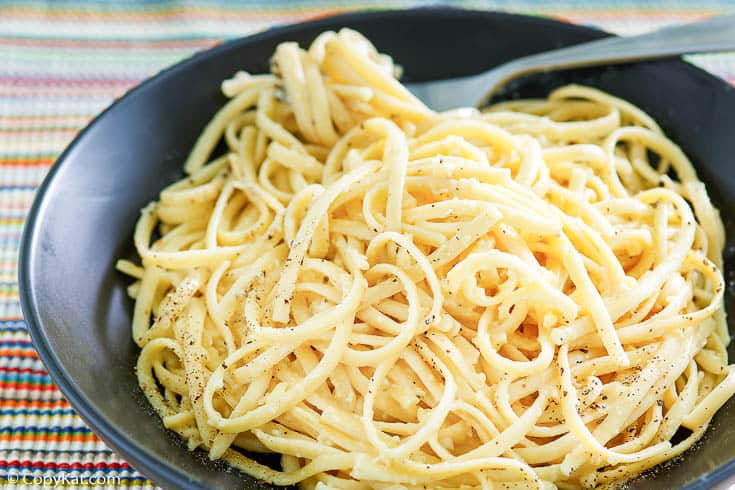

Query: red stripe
<box><xmin>0</xmin><ymin>383</ymin><xmax>58</xmax><ymax>392</ymax></box>
<box><xmin>0</xmin><ymin>367</ymin><xmax>48</xmax><ymax>376</ymax></box>
<box><xmin>0</xmin><ymin>461</ymin><xmax>131</xmax><ymax>470</ymax></box>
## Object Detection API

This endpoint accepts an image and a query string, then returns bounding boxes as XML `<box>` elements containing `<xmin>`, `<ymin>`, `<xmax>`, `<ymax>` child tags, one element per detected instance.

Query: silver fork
<box><xmin>405</xmin><ymin>14</ymin><xmax>735</xmax><ymax>111</ymax></box>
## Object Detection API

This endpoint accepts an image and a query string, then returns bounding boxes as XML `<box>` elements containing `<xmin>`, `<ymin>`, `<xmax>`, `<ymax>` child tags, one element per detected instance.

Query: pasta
<box><xmin>118</xmin><ymin>28</ymin><xmax>732</xmax><ymax>489</ymax></box>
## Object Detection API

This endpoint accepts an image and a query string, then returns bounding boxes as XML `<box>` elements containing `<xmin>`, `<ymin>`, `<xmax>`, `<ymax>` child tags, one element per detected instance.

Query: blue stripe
<box><xmin>0</xmin><ymin>186</ymin><xmax>36</xmax><ymax>191</ymax></box>
<box><xmin>0</xmin><ymin>448</ymin><xmax>113</xmax><ymax>454</ymax></box>
<box><xmin>0</xmin><ymin>409</ymin><xmax>76</xmax><ymax>416</ymax></box>
<box><xmin>0</xmin><ymin>373</ymin><xmax>51</xmax><ymax>383</ymax></box>
<box><xmin>0</xmin><ymin>426</ymin><xmax>95</xmax><ymax>434</ymax></box>
<box><xmin>0</xmin><ymin>341</ymin><xmax>33</xmax><ymax>347</ymax></box>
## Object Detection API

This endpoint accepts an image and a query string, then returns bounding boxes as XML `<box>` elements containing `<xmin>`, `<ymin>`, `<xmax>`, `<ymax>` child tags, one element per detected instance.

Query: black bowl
<box><xmin>19</xmin><ymin>7</ymin><xmax>735</xmax><ymax>490</ymax></box>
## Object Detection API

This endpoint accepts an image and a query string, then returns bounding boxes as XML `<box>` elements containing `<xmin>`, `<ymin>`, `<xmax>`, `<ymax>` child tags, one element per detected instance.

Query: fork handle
<box><xmin>478</xmin><ymin>14</ymin><xmax>735</xmax><ymax>105</ymax></box>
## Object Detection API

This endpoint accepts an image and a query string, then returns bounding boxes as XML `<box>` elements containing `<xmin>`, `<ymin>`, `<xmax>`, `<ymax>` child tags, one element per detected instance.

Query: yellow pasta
<box><xmin>119</xmin><ymin>28</ymin><xmax>731</xmax><ymax>489</ymax></box>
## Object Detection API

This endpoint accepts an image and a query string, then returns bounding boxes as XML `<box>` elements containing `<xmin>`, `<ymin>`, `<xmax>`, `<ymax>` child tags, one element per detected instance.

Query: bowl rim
<box><xmin>17</xmin><ymin>6</ymin><xmax>734</xmax><ymax>490</ymax></box>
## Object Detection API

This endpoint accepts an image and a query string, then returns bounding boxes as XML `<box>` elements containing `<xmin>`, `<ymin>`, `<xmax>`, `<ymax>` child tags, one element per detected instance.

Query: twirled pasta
<box><xmin>118</xmin><ymin>29</ymin><xmax>732</xmax><ymax>489</ymax></box>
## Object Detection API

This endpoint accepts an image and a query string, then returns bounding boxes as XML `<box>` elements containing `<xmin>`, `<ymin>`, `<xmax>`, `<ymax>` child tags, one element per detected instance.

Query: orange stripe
<box><xmin>0</xmin><ymin>158</ymin><xmax>53</xmax><ymax>166</ymax></box>
<box><xmin>0</xmin><ymin>399</ymin><xmax>71</xmax><ymax>409</ymax></box>
<box><xmin>0</xmin><ymin>349</ymin><xmax>39</xmax><ymax>359</ymax></box>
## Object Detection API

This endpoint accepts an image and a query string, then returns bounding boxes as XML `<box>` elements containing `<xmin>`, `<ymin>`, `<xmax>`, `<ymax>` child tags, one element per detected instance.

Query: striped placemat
<box><xmin>2</xmin><ymin>1</ymin><xmax>734</xmax><ymax>488</ymax></box>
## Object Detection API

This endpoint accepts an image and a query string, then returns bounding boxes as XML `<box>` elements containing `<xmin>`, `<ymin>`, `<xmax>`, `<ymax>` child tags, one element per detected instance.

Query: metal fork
<box><xmin>405</xmin><ymin>14</ymin><xmax>735</xmax><ymax>111</ymax></box>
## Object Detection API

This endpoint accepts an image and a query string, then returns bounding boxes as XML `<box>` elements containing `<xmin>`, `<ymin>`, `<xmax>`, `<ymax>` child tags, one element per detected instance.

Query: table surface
<box><xmin>3</xmin><ymin>1</ymin><xmax>735</xmax><ymax>488</ymax></box>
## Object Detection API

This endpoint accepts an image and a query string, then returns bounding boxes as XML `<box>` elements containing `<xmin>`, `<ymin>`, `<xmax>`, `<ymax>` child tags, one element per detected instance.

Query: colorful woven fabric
<box><xmin>2</xmin><ymin>1</ymin><xmax>734</xmax><ymax>488</ymax></box>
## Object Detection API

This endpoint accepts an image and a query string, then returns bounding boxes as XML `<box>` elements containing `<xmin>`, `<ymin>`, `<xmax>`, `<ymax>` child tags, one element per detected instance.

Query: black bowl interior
<box><xmin>19</xmin><ymin>7</ymin><xmax>735</xmax><ymax>490</ymax></box>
